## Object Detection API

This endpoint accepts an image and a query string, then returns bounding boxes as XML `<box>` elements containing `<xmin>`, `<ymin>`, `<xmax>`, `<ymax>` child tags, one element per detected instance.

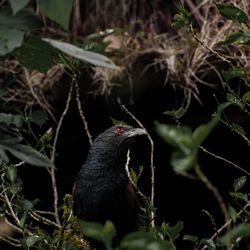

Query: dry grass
<box><xmin>1</xmin><ymin>0</ymin><xmax>250</xmax><ymax>113</ymax></box>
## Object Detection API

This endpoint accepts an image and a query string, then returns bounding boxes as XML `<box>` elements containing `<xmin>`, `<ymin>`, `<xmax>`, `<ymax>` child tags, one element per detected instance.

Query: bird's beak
<box><xmin>125</xmin><ymin>128</ymin><xmax>147</xmax><ymax>138</ymax></box>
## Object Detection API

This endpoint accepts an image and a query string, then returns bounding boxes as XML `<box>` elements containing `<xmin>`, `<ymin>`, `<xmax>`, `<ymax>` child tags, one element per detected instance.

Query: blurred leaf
<box><xmin>171</xmin><ymin>150</ymin><xmax>197</xmax><ymax>174</ymax></box>
<box><xmin>183</xmin><ymin>234</ymin><xmax>198</xmax><ymax>243</ymax></box>
<box><xmin>37</xmin><ymin>0</ymin><xmax>73</xmax><ymax>30</ymax></box>
<box><xmin>0</xmin><ymin>8</ymin><xmax>43</xmax><ymax>31</ymax></box>
<box><xmin>102</xmin><ymin>221</ymin><xmax>117</xmax><ymax>249</ymax></box>
<box><xmin>25</xmin><ymin>235</ymin><xmax>40</xmax><ymax>247</ymax></box>
<box><xmin>220</xmin><ymin>224</ymin><xmax>250</xmax><ymax>245</ymax></box>
<box><xmin>233</xmin><ymin>176</ymin><xmax>247</xmax><ymax>192</ymax></box>
<box><xmin>161</xmin><ymin>221</ymin><xmax>184</xmax><ymax>240</ymax></box>
<box><xmin>15</xmin><ymin>198</ymin><xmax>34</xmax><ymax>210</ymax></box>
<box><xmin>0</xmin><ymin>148</ymin><xmax>9</xmax><ymax>162</ymax></box>
<box><xmin>222</xmin><ymin>68</ymin><xmax>250</xmax><ymax>81</ymax></box>
<box><xmin>78</xmin><ymin>220</ymin><xmax>105</xmax><ymax>243</ymax></box>
<box><xmin>155</xmin><ymin>123</ymin><xmax>193</xmax><ymax>154</ymax></box>
<box><xmin>242</xmin><ymin>91</ymin><xmax>250</xmax><ymax>103</ymax></box>
<box><xmin>19</xmin><ymin>37</ymin><xmax>54</xmax><ymax>73</ymax></box>
<box><xmin>7</xmin><ymin>165</ymin><xmax>17</xmax><ymax>183</ymax></box>
<box><xmin>0</xmin><ymin>26</ymin><xmax>24</xmax><ymax>55</ymax></box>
<box><xmin>43</xmin><ymin>38</ymin><xmax>118</xmax><ymax>69</ymax></box>
<box><xmin>216</xmin><ymin>4</ymin><xmax>249</xmax><ymax>23</ymax></box>
<box><xmin>218</xmin><ymin>31</ymin><xmax>250</xmax><ymax>45</ymax></box>
<box><xmin>120</xmin><ymin>232</ymin><xmax>175</xmax><ymax>250</ymax></box>
<box><xmin>20</xmin><ymin>210</ymin><xmax>28</xmax><ymax>228</ymax></box>
<box><xmin>0</xmin><ymin>113</ymin><xmax>23</xmax><ymax>128</ymax></box>
<box><xmin>1</xmin><ymin>143</ymin><xmax>53</xmax><ymax>168</ymax></box>
<box><xmin>111</xmin><ymin>118</ymin><xmax>128</xmax><ymax>126</ymax></box>
<box><xmin>229</xmin><ymin>205</ymin><xmax>237</xmax><ymax>224</ymax></box>
<box><xmin>8</xmin><ymin>0</ymin><xmax>29</xmax><ymax>15</ymax></box>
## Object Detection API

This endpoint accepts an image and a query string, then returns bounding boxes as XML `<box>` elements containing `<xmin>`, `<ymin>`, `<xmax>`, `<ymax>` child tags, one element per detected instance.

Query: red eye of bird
<box><xmin>116</xmin><ymin>127</ymin><xmax>124</xmax><ymax>134</ymax></box>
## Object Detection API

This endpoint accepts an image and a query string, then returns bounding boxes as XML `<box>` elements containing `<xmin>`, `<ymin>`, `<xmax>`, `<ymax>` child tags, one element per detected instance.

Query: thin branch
<box><xmin>201</xmin><ymin>202</ymin><xmax>250</xmax><ymax>250</ymax></box>
<box><xmin>200</xmin><ymin>146</ymin><xmax>250</xmax><ymax>177</ymax></box>
<box><xmin>195</xmin><ymin>164</ymin><xmax>231</xmax><ymax>249</ymax></box>
<box><xmin>28</xmin><ymin>210</ymin><xmax>60</xmax><ymax>228</ymax></box>
<box><xmin>189</xmin><ymin>25</ymin><xmax>231</xmax><ymax>64</ymax></box>
<box><xmin>49</xmin><ymin>79</ymin><xmax>74</xmax><ymax>227</ymax></box>
<box><xmin>125</xmin><ymin>150</ymin><xmax>148</xmax><ymax>201</ymax></box>
<box><xmin>74</xmin><ymin>79</ymin><xmax>93</xmax><ymax>145</ymax></box>
<box><xmin>0</xmin><ymin>235</ymin><xmax>21</xmax><ymax>247</ymax></box>
<box><xmin>122</xmin><ymin>105</ymin><xmax>156</xmax><ymax>228</ymax></box>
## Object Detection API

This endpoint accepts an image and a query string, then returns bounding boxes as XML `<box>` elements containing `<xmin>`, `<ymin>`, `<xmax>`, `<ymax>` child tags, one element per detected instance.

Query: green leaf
<box><xmin>15</xmin><ymin>198</ymin><xmax>34</xmax><ymax>210</ymax></box>
<box><xmin>233</xmin><ymin>176</ymin><xmax>247</xmax><ymax>192</ymax></box>
<box><xmin>7</xmin><ymin>165</ymin><xmax>17</xmax><ymax>183</ymax></box>
<box><xmin>37</xmin><ymin>0</ymin><xmax>73</xmax><ymax>30</ymax></box>
<box><xmin>19</xmin><ymin>37</ymin><xmax>54</xmax><ymax>73</ymax></box>
<box><xmin>171</xmin><ymin>150</ymin><xmax>197</xmax><ymax>174</ymax></box>
<box><xmin>218</xmin><ymin>31</ymin><xmax>250</xmax><ymax>45</ymax></box>
<box><xmin>0</xmin><ymin>148</ymin><xmax>9</xmax><ymax>162</ymax></box>
<box><xmin>161</xmin><ymin>221</ymin><xmax>184</xmax><ymax>241</ymax></box>
<box><xmin>229</xmin><ymin>192</ymin><xmax>248</xmax><ymax>202</ymax></box>
<box><xmin>78</xmin><ymin>220</ymin><xmax>105</xmax><ymax>243</ymax></box>
<box><xmin>0</xmin><ymin>8</ymin><xmax>43</xmax><ymax>31</ymax></box>
<box><xmin>42</xmin><ymin>38</ymin><xmax>118</xmax><ymax>69</ymax></box>
<box><xmin>222</xmin><ymin>68</ymin><xmax>250</xmax><ymax>81</ymax></box>
<box><xmin>229</xmin><ymin>205</ymin><xmax>237</xmax><ymax>224</ymax></box>
<box><xmin>1</xmin><ymin>143</ymin><xmax>53</xmax><ymax>168</ymax></box>
<box><xmin>242</xmin><ymin>91</ymin><xmax>250</xmax><ymax>103</ymax></box>
<box><xmin>171</xmin><ymin>5</ymin><xmax>191</xmax><ymax>29</ymax></box>
<box><xmin>163</xmin><ymin>107</ymin><xmax>185</xmax><ymax>119</ymax></box>
<box><xmin>216</xmin><ymin>4</ymin><xmax>249</xmax><ymax>24</ymax></box>
<box><xmin>200</xmin><ymin>239</ymin><xmax>216</xmax><ymax>250</ymax></box>
<box><xmin>231</xmin><ymin>123</ymin><xmax>246</xmax><ymax>136</ymax></box>
<box><xmin>120</xmin><ymin>232</ymin><xmax>175</xmax><ymax>250</ymax></box>
<box><xmin>102</xmin><ymin>221</ymin><xmax>117</xmax><ymax>249</ymax></box>
<box><xmin>220</xmin><ymin>224</ymin><xmax>250</xmax><ymax>245</ymax></box>
<box><xmin>0</xmin><ymin>26</ymin><xmax>24</xmax><ymax>56</ymax></box>
<box><xmin>226</xmin><ymin>93</ymin><xmax>243</xmax><ymax>108</ymax></box>
<box><xmin>0</xmin><ymin>113</ymin><xmax>23</xmax><ymax>128</ymax></box>
<box><xmin>30</xmin><ymin>109</ymin><xmax>49</xmax><ymax>127</ymax></box>
<box><xmin>183</xmin><ymin>234</ymin><xmax>199</xmax><ymax>243</ymax></box>
<box><xmin>8</xmin><ymin>0</ymin><xmax>29</xmax><ymax>15</ymax></box>
<box><xmin>155</xmin><ymin>123</ymin><xmax>193</xmax><ymax>154</ymax></box>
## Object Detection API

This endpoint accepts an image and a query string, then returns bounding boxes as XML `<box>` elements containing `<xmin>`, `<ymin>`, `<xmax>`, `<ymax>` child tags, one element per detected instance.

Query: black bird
<box><xmin>73</xmin><ymin>125</ymin><xmax>147</xmax><ymax>241</ymax></box>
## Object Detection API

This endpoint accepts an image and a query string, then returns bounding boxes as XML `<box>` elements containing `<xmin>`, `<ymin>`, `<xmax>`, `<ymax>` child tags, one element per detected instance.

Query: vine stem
<box><xmin>50</xmin><ymin>79</ymin><xmax>74</xmax><ymax>227</ymax></box>
<box><xmin>122</xmin><ymin>105</ymin><xmax>155</xmax><ymax>228</ymax></box>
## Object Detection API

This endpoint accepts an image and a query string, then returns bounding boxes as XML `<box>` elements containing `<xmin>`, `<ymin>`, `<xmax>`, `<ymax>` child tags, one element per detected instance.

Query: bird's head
<box><xmin>86</xmin><ymin>125</ymin><xmax>147</xmax><ymax>166</ymax></box>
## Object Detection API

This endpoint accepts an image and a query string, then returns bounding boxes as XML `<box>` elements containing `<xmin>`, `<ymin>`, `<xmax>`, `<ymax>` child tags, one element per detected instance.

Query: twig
<box><xmin>74</xmin><ymin>79</ymin><xmax>93</xmax><ymax>145</ymax></box>
<box><xmin>200</xmin><ymin>146</ymin><xmax>250</xmax><ymax>177</ymax></box>
<box><xmin>122</xmin><ymin>105</ymin><xmax>156</xmax><ymax>228</ymax></box>
<box><xmin>195</xmin><ymin>164</ymin><xmax>231</xmax><ymax>249</ymax></box>
<box><xmin>189</xmin><ymin>25</ymin><xmax>231</xmax><ymax>64</ymax></box>
<box><xmin>28</xmin><ymin>210</ymin><xmax>60</xmax><ymax>228</ymax></box>
<box><xmin>125</xmin><ymin>150</ymin><xmax>148</xmax><ymax>200</ymax></box>
<box><xmin>201</xmin><ymin>202</ymin><xmax>250</xmax><ymax>250</ymax></box>
<box><xmin>50</xmin><ymin>79</ymin><xmax>74</xmax><ymax>227</ymax></box>
<box><xmin>0</xmin><ymin>235</ymin><xmax>21</xmax><ymax>247</ymax></box>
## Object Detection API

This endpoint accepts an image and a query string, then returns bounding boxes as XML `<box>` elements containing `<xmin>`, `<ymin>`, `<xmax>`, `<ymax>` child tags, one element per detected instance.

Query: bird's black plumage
<box><xmin>73</xmin><ymin>125</ymin><xmax>147</xmax><ymax>240</ymax></box>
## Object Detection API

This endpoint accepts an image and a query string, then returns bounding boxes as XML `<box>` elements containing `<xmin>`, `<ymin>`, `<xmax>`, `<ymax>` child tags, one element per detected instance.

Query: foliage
<box><xmin>0</xmin><ymin>0</ymin><xmax>250</xmax><ymax>250</ymax></box>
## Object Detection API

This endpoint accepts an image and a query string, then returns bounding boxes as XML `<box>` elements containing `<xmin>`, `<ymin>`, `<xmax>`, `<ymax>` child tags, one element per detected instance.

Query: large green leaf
<box><xmin>218</xmin><ymin>31</ymin><xmax>250</xmax><ymax>46</ymax></box>
<box><xmin>222</xmin><ymin>68</ymin><xmax>250</xmax><ymax>81</ymax></box>
<box><xmin>37</xmin><ymin>0</ymin><xmax>73</xmax><ymax>30</ymax></box>
<box><xmin>220</xmin><ymin>224</ymin><xmax>250</xmax><ymax>245</ymax></box>
<box><xmin>8</xmin><ymin>0</ymin><xmax>29</xmax><ymax>15</ymax></box>
<box><xmin>43</xmin><ymin>38</ymin><xmax>117</xmax><ymax>69</ymax></box>
<box><xmin>120</xmin><ymin>232</ymin><xmax>175</xmax><ymax>250</ymax></box>
<box><xmin>19</xmin><ymin>37</ymin><xmax>54</xmax><ymax>73</ymax></box>
<box><xmin>0</xmin><ymin>8</ymin><xmax>42</xmax><ymax>55</ymax></box>
<box><xmin>1</xmin><ymin>142</ymin><xmax>53</xmax><ymax>168</ymax></box>
<box><xmin>0</xmin><ymin>8</ymin><xmax>43</xmax><ymax>31</ymax></box>
<box><xmin>0</xmin><ymin>26</ymin><xmax>24</xmax><ymax>56</ymax></box>
<box><xmin>216</xmin><ymin>4</ymin><xmax>249</xmax><ymax>24</ymax></box>
<box><xmin>0</xmin><ymin>113</ymin><xmax>23</xmax><ymax>128</ymax></box>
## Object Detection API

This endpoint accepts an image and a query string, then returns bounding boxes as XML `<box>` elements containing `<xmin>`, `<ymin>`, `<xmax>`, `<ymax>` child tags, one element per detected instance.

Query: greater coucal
<box><xmin>73</xmin><ymin>125</ymin><xmax>147</xmax><ymax>244</ymax></box>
